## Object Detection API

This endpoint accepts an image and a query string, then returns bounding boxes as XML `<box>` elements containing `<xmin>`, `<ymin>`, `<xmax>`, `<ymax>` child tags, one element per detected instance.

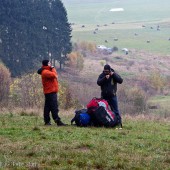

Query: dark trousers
<box><xmin>105</xmin><ymin>95</ymin><xmax>122</xmax><ymax>118</ymax></box>
<box><xmin>107</xmin><ymin>96</ymin><xmax>120</xmax><ymax>116</ymax></box>
<box><xmin>107</xmin><ymin>96</ymin><xmax>122</xmax><ymax>127</ymax></box>
<box><xmin>44</xmin><ymin>92</ymin><xmax>60</xmax><ymax>124</ymax></box>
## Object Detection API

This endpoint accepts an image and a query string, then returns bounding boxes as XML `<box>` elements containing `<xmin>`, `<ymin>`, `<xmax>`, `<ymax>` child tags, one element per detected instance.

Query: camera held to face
<box><xmin>104</xmin><ymin>70</ymin><xmax>110</xmax><ymax>75</ymax></box>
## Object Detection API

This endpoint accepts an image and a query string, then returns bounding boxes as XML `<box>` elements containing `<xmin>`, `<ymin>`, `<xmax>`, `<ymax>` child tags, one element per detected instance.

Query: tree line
<box><xmin>0</xmin><ymin>0</ymin><xmax>72</xmax><ymax>76</ymax></box>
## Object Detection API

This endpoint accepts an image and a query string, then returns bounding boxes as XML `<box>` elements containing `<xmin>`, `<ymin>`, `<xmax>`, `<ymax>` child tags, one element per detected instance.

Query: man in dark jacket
<box><xmin>97</xmin><ymin>64</ymin><xmax>123</xmax><ymax>126</ymax></box>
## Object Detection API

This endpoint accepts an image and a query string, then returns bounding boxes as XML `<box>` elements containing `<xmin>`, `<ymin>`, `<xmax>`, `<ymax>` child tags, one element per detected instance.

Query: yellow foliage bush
<box><xmin>118</xmin><ymin>85</ymin><xmax>148</xmax><ymax>114</ymax></box>
<box><xmin>67</xmin><ymin>52</ymin><xmax>84</xmax><ymax>71</ymax></box>
<box><xmin>99</xmin><ymin>60</ymin><xmax>106</xmax><ymax>66</ymax></box>
<box><xmin>149</xmin><ymin>70</ymin><xmax>166</xmax><ymax>93</ymax></box>
<box><xmin>78</xmin><ymin>41</ymin><xmax>96</xmax><ymax>53</ymax></box>
<box><xmin>10</xmin><ymin>73</ymin><xmax>77</xmax><ymax>109</ymax></box>
<box><xmin>0</xmin><ymin>62</ymin><xmax>11</xmax><ymax>106</ymax></box>
<box><xmin>10</xmin><ymin>73</ymin><xmax>43</xmax><ymax>107</ymax></box>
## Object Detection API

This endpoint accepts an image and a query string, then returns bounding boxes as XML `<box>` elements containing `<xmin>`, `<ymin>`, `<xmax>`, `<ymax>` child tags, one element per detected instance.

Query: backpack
<box><xmin>71</xmin><ymin>109</ymin><xmax>91</xmax><ymax>127</ymax></box>
<box><xmin>87</xmin><ymin>97</ymin><xmax>109</xmax><ymax>113</ymax></box>
<box><xmin>92</xmin><ymin>106</ymin><xmax>118</xmax><ymax>127</ymax></box>
<box><xmin>87</xmin><ymin>98</ymin><xmax>119</xmax><ymax>127</ymax></box>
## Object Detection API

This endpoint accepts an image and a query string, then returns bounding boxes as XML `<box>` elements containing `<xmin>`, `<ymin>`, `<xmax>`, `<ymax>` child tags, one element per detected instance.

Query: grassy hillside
<box><xmin>62</xmin><ymin>0</ymin><xmax>170</xmax><ymax>54</ymax></box>
<box><xmin>63</xmin><ymin>0</ymin><xmax>170</xmax><ymax>24</ymax></box>
<box><xmin>61</xmin><ymin>0</ymin><xmax>170</xmax><ymax>109</ymax></box>
<box><xmin>0</xmin><ymin>1</ymin><xmax>170</xmax><ymax>169</ymax></box>
<box><xmin>0</xmin><ymin>113</ymin><xmax>169</xmax><ymax>169</ymax></box>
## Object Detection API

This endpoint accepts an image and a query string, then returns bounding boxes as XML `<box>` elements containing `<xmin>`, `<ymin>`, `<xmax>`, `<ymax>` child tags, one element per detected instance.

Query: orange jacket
<box><xmin>41</xmin><ymin>66</ymin><xmax>59</xmax><ymax>94</ymax></box>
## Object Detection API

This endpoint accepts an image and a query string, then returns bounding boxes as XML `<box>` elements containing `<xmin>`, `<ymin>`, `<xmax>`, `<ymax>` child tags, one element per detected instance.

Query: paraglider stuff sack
<box><xmin>93</xmin><ymin>106</ymin><xmax>118</xmax><ymax>127</ymax></box>
<box><xmin>71</xmin><ymin>109</ymin><xmax>91</xmax><ymax>127</ymax></box>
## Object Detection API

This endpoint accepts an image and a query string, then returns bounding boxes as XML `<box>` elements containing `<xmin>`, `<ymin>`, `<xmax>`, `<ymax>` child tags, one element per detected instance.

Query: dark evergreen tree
<box><xmin>0</xmin><ymin>0</ymin><xmax>72</xmax><ymax>76</ymax></box>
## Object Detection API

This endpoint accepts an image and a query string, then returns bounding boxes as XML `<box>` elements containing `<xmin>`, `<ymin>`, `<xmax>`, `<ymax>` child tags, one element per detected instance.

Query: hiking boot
<box><xmin>56</xmin><ymin>120</ymin><xmax>67</xmax><ymax>126</ymax></box>
<box><xmin>44</xmin><ymin>122</ymin><xmax>52</xmax><ymax>126</ymax></box>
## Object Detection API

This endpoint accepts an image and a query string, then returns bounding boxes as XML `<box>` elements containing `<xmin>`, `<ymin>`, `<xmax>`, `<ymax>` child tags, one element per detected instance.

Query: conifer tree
<box><xmin>0</xmin><ymin>0</ymin><xmax>72</xmax><ymax>76</ymax></box>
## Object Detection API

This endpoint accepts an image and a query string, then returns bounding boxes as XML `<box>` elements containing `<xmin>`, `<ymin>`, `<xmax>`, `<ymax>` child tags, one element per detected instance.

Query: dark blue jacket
<box><xmin>97</xmin><ymin>69</ymin><xmax>123</xmax><ymax>99</ymax></box>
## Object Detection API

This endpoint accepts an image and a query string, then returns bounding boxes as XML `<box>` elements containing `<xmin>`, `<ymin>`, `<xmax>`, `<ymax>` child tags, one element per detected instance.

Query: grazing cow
<box><xmin>105</xmin><ymin>40</ymin><xmax>108</xmax><ymax>43</ymax></box>
<box><xmin>82</xmin><ymin>25</ymin><xmax>85</xmax><ymax>28</ymax></box>
<box><xmin>147</xmin><ymin>40</ymin><xmax>150</xmax><ymax>43</ymax></box>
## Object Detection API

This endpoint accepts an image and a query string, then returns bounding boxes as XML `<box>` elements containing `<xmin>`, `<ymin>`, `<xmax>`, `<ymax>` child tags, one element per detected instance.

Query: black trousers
<box><xmin>44</xmin><ymin>92</ymin><xmax>60</xmax><ymax>124</ymax></box>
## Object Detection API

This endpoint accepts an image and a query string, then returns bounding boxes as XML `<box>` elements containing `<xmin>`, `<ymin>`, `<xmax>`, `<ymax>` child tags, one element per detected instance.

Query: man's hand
<box><xmin>50</xmin><ymin>66</ymin><xmax>55</xmax><ymax>71</ymax></box>
<box><xmin>106</xmin><ymin>75</ymin><xmax>110</xmax><ymax>79</ymax></box>
<box><xmin>110</xmin><ymin>71</ymin><xmax>114</xmax><ymax>76</ymax></box>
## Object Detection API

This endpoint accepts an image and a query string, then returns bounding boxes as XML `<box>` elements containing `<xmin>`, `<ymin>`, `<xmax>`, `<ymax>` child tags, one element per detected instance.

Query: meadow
<box><xmin>0</xmin><ymin>1</ymin><xmax>170</xmax><ymax>169</ymax></box>
<box><xmin>63</xmin><ymin>0</ymin><xmax>170</xmax><ymax>55</ymax></box>
<box><xmin>0</xmin><ymin>113</ymin><xmax>169</xmax><ymax>170</ymax></box>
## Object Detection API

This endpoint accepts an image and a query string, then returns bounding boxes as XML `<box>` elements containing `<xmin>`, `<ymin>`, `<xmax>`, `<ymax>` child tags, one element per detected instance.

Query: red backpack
<box><xmin>87</xmin><ymin>98</ymin><xmax>117</xmax><ymax>127</ymax></box>
<box><xmin>87</xmin><ymin>98</ymin><xmax>107</xmax><ymax>113</ymax></box>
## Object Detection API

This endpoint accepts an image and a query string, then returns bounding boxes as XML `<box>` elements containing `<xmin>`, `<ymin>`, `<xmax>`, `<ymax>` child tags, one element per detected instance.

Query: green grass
<box><xmin>72</xmin><ymin>27</ymin><xmax>170</xmax><ymax>54</ymax></box>
<box><xmin>63</xmin><ymin>0</ymin><xmax>170</xmax><ymax>24</ymax></box>
<box><xmin>148</xmin><ymin>95</ymin><xmax>170</xmax><ymax>115</ymax></box>
<box><xmin>0</xmin><ymin>113</ymin><xmax>169</xmax><ymax>169</ymax></box>
<box><xmin>63</xmin><ymin>0</ymin><xmax>170</xmax><ymax>55</ymax></box>
<box><xmin>148</xmin><ymin>95</ymin><xmax>170</xmax><ymax>109</ymax></box>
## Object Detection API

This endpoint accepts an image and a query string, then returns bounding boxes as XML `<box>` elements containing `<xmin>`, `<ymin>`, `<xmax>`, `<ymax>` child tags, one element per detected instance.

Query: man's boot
<box><xmin>117</xmin><ymin>115</ymin><xmax>123</xmax><ymax>128</ymax></box>
<box><xmin>56</xmin><ymin>119</ymin><xmax>67</xmax><ymax>126</ymax></box>
<box><xmin>44</xmin><ymin>122</ymin><xmax>52</xmax><ymax>126</ymax></box>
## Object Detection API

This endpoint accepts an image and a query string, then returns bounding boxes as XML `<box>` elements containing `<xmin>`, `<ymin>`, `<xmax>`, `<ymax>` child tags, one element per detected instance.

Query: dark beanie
<box><xmin>42</xmin><ymin>60</ymin><xmax>49</xmax><ymax>66</ymax></box>
<box><xmin>104</xmin><ymin>64</ymin><xmax>111</xmax><ymax>70</ymax></box>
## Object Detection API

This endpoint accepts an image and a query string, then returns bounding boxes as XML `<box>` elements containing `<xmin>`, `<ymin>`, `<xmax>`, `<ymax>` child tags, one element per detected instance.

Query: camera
<box><xmin>104</xmin><ymin>70</ymin><xmax>110</xmax><ymax>75</ymax></box>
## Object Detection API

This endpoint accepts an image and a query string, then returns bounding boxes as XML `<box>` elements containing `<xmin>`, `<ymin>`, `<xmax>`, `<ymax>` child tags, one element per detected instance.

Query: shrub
<box><xmin>118</xmin><ymin>85</ymin><xmax>148</xmax><ymax>115</ymax></box>
<box><xmin>58</xmin><ymin>81</ymin><xmax>80</xmax><ymax>109</ymax></box>
<box><xmin>149</xmin><ymin>70</ymin><xmax>166</xmax><ymax>93</ymax></box>
<box><xmin>112</xmin><ymin>46</ymin><xmax>118</xmax><ymax>52</ymax></box>
<box><xmin>99</xmin><ymin>60</ymin><xmax>106</xmax><ymax>67</ymax></box>
<box><xmin>10</xmin><ymin>73</ymin><xmax>78</xmax><ymax>109</ymax></box>
<box><xmin>127</xmin><ymin>87</ymin><xmax>148</xmax><ymax>112</ymax></box>
<box><xmin>0</xmin><ymin>62</ymin><xmax>11</xmax><ymax>106</ymax></box>
<box><xmin>87</xmin><ymin>42</ymin><xmax>96</xmax><ymax>53</ymax></box>
<box><xmin>67</xmin><ymin>52</ymin><xmax>84</xmax><ymax>71</ymax></box>
<box><xmin>10</xmin><ymin>73</ymin><xmax>43</xmax><ymax>108</ymax></box>
<box><xmin>73</xmin><ymin>41</ymin><xmax>97</xmax><ymax>53</ymax></box>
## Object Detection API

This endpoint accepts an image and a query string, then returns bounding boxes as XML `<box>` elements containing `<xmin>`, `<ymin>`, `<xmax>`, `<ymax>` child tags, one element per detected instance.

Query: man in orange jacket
<box><xmin>37</xmin><ymin>60</ymin><xmax>66</xmax><ymax>126</ymax></box>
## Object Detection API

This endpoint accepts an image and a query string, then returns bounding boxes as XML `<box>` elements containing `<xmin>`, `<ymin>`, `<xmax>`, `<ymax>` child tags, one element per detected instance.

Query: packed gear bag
<box><xmin>87</xmin><ymin>98</ymin><xmax>110</xmax><ymax>113</ymax></box>
<box><xmin>107</xmin><ymin>103</ymin><xmax>123</xmax><ymax>128</ymax></box>
<box><xmin>87</xmin><ymin>97</ymin><xmax>120</xmax><ymax>127</ymax></box>
<box><xmin>71</xmin><ymin>109</ymin><xmax>91</xmax><ymax>127</ymax></box>
<box><xmin>92</xmin><ymin>106</ymin><xmax>118</xmax><ymax>127</ymax></box>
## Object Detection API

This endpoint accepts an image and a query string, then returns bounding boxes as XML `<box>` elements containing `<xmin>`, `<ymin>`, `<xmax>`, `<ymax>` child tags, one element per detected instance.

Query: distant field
<box><xmin>62</xmin><ymin>0</ymin><xmax>170</xmax><ymax>54</ymax></box>
<box><xmin>63</xmin><ymin>0</ymin><xmax>170</xmax><ymax>24</ymax></box>
<box><xmin>149</xmin><ymin>95</ymin><xmax>170</xmax><ymax>110</ymax></box>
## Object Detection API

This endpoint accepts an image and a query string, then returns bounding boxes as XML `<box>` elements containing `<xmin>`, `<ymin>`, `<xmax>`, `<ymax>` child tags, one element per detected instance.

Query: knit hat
<box><xmin>42</xmin><ymin>60</ymin><xmax>49</xmax><ymax>66</ymax></box>
<box><xmin>104</xmin><ymin>64</ymin><xmax>111</xmax><ymax>71</ymax></box>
